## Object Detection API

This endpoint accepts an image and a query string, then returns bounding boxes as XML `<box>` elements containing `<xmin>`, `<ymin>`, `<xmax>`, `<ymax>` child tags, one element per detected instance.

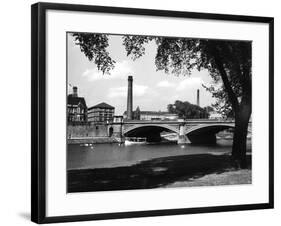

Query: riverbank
<box><xmin>165</xmin><ymin>169</ymin><xmax>251</xmax><ymax>188</ymax></box>
<box><xmin>67</xmin><ymin>153</ymin><xmax>251</xmax><ymax>193</ymax></box>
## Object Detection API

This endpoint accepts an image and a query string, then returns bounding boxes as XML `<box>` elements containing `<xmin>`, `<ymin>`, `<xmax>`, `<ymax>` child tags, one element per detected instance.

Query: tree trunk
<box><xmin>209</xmin><ymin>45</ymin><xmax>252</xmax><ymax>168</ymax></box>
<box><xmin>232</xmin><ymin>99</ymin><xmax>251</xmax><ymax>168</ymax></box>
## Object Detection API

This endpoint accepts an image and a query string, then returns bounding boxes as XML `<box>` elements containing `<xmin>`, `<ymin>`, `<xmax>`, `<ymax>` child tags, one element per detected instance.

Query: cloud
<box><xmin>134</xmin><ymin>85</ymin><xmax>149</xmax><ymax>96</ymax></box>
<box><xmin>156</xmin><ymin>80</ymin><xmax>175</xmax><ymax>88</ymax></box>
<box><xmin>82</xmin><ymin>60</ymin><xmax>133</xmax><ymax>81</ymax></box>
<box><xmin>107</xmin><ymin>87</ymin><xmax>126</xmax><ymax>98</ymax></box>
<box><xmin>67</xmin><ymin>84</ymin><xmax>73</xmax><ymax>94</ymax></box>
<box><xmin>108</xmin><ymin>84</ymin><xmax>148</xmax><ymax>98</ymax></box>
<box><xmin>176</xmin><ymin>77</ymin><xmax>204</xmax><ymax>91</ymax></box>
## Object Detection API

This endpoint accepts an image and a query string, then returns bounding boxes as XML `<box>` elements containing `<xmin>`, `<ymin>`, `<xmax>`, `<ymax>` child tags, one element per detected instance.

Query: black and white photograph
<box><xmin>29</xmin><ymin>2</ymin><xmax>274</xmax><ymax>224</ymax></box>
<box><xmin>66</xmin><ymin>32</ymin><xmax>252</xmax><ymax>193</ymax></box>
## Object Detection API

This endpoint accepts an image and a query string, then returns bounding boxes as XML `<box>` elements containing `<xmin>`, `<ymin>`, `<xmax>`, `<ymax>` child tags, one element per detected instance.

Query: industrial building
<box><xmin>88</xmin><ymin>102</ymin><xmax>115</xmax><ymax>123</ymax></box>
<box><xmin>67</xmin><ymin>86</ymin><xmax>87</xmax><ymax>123</ymax></box>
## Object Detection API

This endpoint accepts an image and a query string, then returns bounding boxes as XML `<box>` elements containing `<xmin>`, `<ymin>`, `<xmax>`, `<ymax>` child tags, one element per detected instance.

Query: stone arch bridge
<box><xmin>109</xmin><ymin>120</ymin><xmax>252</xmax><ymax>144</ymax></box>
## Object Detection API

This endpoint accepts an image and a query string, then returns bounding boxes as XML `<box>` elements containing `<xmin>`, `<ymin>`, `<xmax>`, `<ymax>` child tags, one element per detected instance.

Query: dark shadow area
<box><xmin>67</xmin><ymin>154</ymin><xmax>251</xmax><ymax>193</ymax></box>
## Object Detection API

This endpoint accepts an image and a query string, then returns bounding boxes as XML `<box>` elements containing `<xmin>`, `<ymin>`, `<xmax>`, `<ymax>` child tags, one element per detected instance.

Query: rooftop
<box><xmin>124</xmin><ymin>110</ymin><xmax>177</xmax><ymax>116</ymax></box>
<box><xmin>140</xmin><ymin>111</ymin><xmax>177</xmax><ymax>116</ymax></box>
<box><xmin>88</xmin><ymin>102</ymin><xmax>115</xmax><ymax>110</ymax></box>
<box><xmin>67</xmin><ymin>95</ymin><xmax>87</xmax><ymax>107</ymax></box>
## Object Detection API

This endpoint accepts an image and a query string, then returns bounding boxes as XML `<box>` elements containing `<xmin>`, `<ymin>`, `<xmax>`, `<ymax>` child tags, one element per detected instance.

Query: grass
<box><xmin>67</xmin><ymin>153</ymin><xmax>251</xmax><ymax>193</ymax></box>
<box><xmin>165</xmin><ymin>169</ymin><xmax>251</xmax><ymax>188</ymax></box>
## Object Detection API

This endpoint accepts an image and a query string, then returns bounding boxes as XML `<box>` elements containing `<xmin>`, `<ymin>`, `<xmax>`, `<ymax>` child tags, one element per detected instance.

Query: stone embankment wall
<box><xmin>67</xmin><ymin>124</ymin><xmax>109</xmax><ymax>138</ymax></box>
<box><xmin>68</xmin><ymin>137</ymin><xmax>118</xmax><ymax>144</ymax></box>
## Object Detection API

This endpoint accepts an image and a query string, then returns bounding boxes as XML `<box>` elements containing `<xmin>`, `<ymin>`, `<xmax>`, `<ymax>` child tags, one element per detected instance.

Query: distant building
<box><xmin>133</xmin><ymin>106</ymin><xmax>141</xmax><ymax>120</ymax></box>
<box><xmin>139</xmin><ymin>111</ymin><xmax>178</xmax><ymax>121</ymax></box>
<box><xmin>67</xmin><ymin>86</ymin><xmax>87</xmax><ymax>122</ymax></box>
<box><xmin>88</xmin><ymin>102</ymin><xmax>115</xmax><ymax>123</ymax></box>
<box><xmin>208</xmin><ymin>111</ymin><xmax>223</xmax><ymax>120</ymax></box>
<box><xmin>124</xmin><ymin>107</ymin><xmax>178</xmax><ymax>121</ymax></box>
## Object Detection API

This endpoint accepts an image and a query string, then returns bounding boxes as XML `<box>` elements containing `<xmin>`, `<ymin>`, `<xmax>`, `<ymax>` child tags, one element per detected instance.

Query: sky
<box><xmin>67</xmin><ymin>33</ymin><xmax>217</xmax><ymax>115</ymax></box>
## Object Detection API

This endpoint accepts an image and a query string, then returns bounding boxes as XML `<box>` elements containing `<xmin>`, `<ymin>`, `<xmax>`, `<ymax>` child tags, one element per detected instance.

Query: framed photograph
<box><xmin>31</xmin><ymin>2</ymin><xmax>274</xmax><ymax>224</ymax></box>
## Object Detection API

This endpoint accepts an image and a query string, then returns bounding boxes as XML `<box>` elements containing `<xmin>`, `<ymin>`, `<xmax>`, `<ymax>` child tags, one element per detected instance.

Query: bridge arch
<box><xmin>183</xmin><ymin>124</ymin><xmax>235</xmax><ymax>144</ymax></box>
<box><xmin>185</xmin><ymin>124</ymin><xmax>235</xmax><ymax>136</ymax></box>
<box><xmin>184</xmin><ymin>123</ymin><xmax>252</xmax><ymax>144</ymax></box>
<box><xmin>124</xmin><ymin>124</ymin><xmax>179</xmax><ymax>136</ymax></box>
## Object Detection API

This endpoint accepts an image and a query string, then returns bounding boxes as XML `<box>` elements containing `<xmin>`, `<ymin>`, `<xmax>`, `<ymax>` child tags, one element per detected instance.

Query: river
<box><xmin>67</xmin><ymin>139</ymin><xmax>252</xmax><ymax>170</ymax></box>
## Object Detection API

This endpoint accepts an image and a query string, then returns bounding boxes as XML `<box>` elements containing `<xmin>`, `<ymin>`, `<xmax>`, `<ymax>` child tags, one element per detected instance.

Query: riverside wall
<box><xmin>67</xmin><ymin>124</ymin><xmax>109</xmax><ymax>138</ymax></box>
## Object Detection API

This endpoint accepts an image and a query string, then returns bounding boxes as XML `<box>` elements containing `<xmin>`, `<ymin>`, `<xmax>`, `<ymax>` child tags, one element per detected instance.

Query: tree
<box><xmin>202</xmin><ymin>84</ymin><xmax>234</xmax><ymax>118</ymax></box>
<box><xmin>72</xmin><ymin>33</ymin><xmax>252</xmax><ymax>167</ymax></box>
<box><xmin>204</xmin><ymin>105</ymin><xmax>214</xmax><ymax>114</ymax></box>
<box><xmin>167</xmin><ymin>100</ymin><xmax>209</xmax><ymax>119</ymax></box>
<box><xmin>72</xmin><ymin>33</ymin><xmax>115</xmax><ymax>74</ymax></box>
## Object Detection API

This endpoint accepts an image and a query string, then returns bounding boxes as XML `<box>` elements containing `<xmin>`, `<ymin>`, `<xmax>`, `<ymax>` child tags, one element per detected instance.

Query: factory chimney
<box><xmin>127</xmin><ymin>76</ymin><xmax>133</xmax><ymax>120</ymax></box>
<box><xmin>197</xmin><ymin>89</ymin><xmax>200</xmax><ymax>106</ymax></box>
<box><xmin>73</xmin><ymin>86</ymin><xmax>78</xmax><ymax>97</ymax></box>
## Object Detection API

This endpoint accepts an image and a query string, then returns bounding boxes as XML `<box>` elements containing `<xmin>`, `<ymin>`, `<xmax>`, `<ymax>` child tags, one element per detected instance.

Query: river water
<box><xmin>68</xmin><ymin>139</ymin><xmax>252</xmax><ymax>170</ymax></box>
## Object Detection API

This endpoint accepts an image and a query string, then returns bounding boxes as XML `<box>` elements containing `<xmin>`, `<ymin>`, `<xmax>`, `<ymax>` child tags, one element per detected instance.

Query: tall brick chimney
<box><xmin>197</xmin><ymin>89</ymin><xmax>200</xmax><ymax>106</ymax></box>
<box><xmin>127</xmin><ymin>76</ymin><xmax>133</xmax><ymax>120</ymax></box>
<box><xmin>73</xmin><ymin>86</ymin><xmax>78</xmax><ymax>97</ymax></box>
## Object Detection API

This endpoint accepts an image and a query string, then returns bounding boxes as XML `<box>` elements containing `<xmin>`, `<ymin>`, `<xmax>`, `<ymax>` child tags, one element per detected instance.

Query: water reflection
<box><xmin>68</xmin><ymin>139</ymin><xmax>251</xmax><ymax>170</ymax></box>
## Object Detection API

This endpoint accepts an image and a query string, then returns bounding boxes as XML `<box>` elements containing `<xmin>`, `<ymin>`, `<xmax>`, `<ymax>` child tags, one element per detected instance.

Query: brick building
<box><xmin>88</xmin><ymin>102</ymin><xmax>115</xmax><ymax>123</ymax></box>
<box><xmin>67</xmin><ymin>86</ymin><xmax>87</xmax><ymax>122</ymax></box>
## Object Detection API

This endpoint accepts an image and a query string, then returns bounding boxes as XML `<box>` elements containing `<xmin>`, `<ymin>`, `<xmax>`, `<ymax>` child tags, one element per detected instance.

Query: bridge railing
<box><xmin>119</xmin><ymin>119</ymin><xmax>235</xmax><ymax>124</ymax></box>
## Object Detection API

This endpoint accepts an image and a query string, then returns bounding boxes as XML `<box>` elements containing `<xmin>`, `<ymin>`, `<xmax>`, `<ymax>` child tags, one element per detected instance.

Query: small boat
<box><xmin>124</xmin><ymin>137</ymin><xmax>147</xmax><ymax>145</ymax></box>
<box><xmin>80</xmin><ymin>143</ymin><xmax>92</xmax><ymax>147</ymax></box>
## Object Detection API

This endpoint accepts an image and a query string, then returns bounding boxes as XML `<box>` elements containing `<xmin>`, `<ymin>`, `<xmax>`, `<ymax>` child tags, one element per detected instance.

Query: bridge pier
<box><xmin>111</xmin><ymin>123</ymin><xmax>125</xmax><ymax>143</ymax></box>
<box><xmin>177</xmin><ymin>135</ymin><xmax>191</xmax><ymax>144</ymax></box>
<box><xmin>177</xmin><ymin>124</ymin><xmax>191</xmax><ymax>144</ymax></box>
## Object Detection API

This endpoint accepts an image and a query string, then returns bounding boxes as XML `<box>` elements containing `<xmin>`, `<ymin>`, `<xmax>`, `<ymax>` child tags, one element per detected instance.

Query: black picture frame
<box><xmin>31</xmin><ymin>2</ymin><xmax>274</xmax><ymax>224</ymax></box>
